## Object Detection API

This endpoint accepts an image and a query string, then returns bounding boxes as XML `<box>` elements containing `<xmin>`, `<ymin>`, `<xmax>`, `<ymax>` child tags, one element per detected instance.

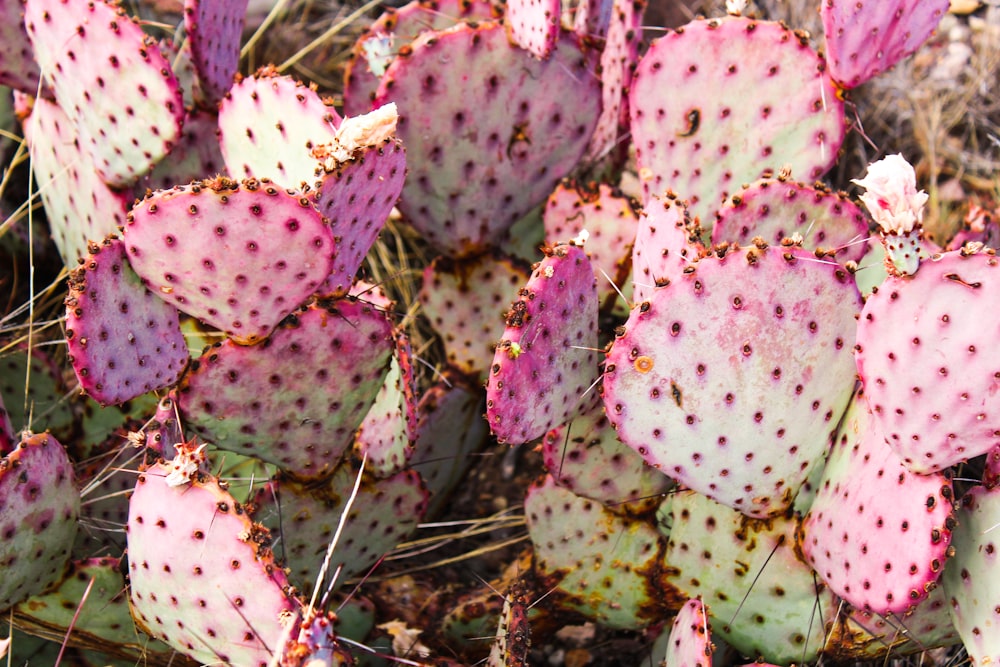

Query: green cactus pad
<box><xmin>314</xmin><ymin>134</ymin><xmax>406</xmax><ymax>298</ymax></box>
<box><xmin>801</xmin><ymin>389</ymin><xmax>954</xmax><ymax>616</ymax></box>
<box><xmin>420</xmin><ymin>252</ymin><xmax>531</xmax><ymax>382</ymax></box>
<box><xmin>17</xmin><ymin>93</ymin><xmax>129</xmax><ymax>266</ymax></box>
<box><xmin>342</xmin><ymin>0</ymin><xmax>500</xmax><ymax>117</ymax></box>
<box><xmin>525</xmin><ymin>474</ymin><xmax>679</xmax><ymax>628</ymax></box>
<box><xmin>255</xmin><ymin>462</ymin><xmax>428</xmax><ymax>593</ymax></box>
<box><xmin>543</xmin><ymin>180</ymin><xmax>638</xmax><ymax>314</ymax></box>
<box><xmin>712</xmin><ymin>178</ymin><xmax>870</xmax><ymax>264</ymax></box>
<box><xmin>662</xmin><ymin>490</ymin><xmax>837</xmax><ymax>663</ymax></box>
<box><xmin>374</xmin><ymin>21</ymin><xmax>602</xmax><ymax>257</ymax></box>
<box><xmin>178</xmin><ymin>298</ymin><xmax>394</xmax><ymax>479</ymax></box>
<box><xmin>65</xmin><ymin>237</ymin><xmax>189</xmax><ymax>406</ymax></box>
<box><xmin>855</xmin><ymin>248</ymin><xmax>1000</xmax><ymax>474</ymax></box>
<box><xmin>123</xmin><ymin>176</ymin><xmax>335</xmax><ymax>345</ymax></box>
<box><xmin>486</xmin><ymin>243</ymin><xmax>601</xmax><ymax>444</ymax></box>
<box><xmin>629</xmin><ymin>16</ymin><xmax>845</xmax><ymax>225</ymax></box>
<box><xmin>0</xmin><ymin>433</ymin><xmax>79</xmax><ymax>611</ymax></box>
<box><xmin>942</xmin><ymin>485</ymin><xmax>1000</xmax><ymax>664</ymax></box>
<box><xmin>218</xmin><ymin>67</ymin><xmax>341</xmax><ymax>190</ymax></box>
<box><xmin>0</xmin><ymin>343</ymin><xmax>75</xmax><ymax>440</ymax></box>
<box><xmin>542</xmin><ymin>404</ymin><xmax>673</xmax><ymax>515</ymax></box>
<box><xmin>127</xmin><ymin>462</ymin><xmax>297</xmax><ymax>667</ymax></box>
<box><xmin>23</xmin><ymin>0</ymin><xmax>183</xmax><ymax>187</ymax></box>
<box><xmin>604</xmin><ymin>244</ymin><xmax>860</xmax><ymax>518</ymax></box>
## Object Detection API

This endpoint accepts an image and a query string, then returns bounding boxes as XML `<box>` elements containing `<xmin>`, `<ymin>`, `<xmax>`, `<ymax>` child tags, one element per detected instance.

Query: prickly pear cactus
<box><xmin>821</xmin><ymin>0</ymin><xmax>950</xmax><ymax>89</ymax></box>
<box><xmin>631</xmin><ymin>193</ymin><xmax>702</xmax><ymax>305</ymax></box>
<box><xmin>65</xmin><ymin>237</ymin><xmax>189</xmax><ymax>406</ymax></box>
<box><xmin>603</xmin><ymin>244</ymin><xmax>860</xmax><ymax>518</ymax></box>
<box><xmin>504</xmin><ymin>0</ymin><xmax>560</xmax><ymax>58</ymax></box>
<box><xmin>123</xmin><ymin>176</ymin><xmax>335</xmax><ymax>345</ymax></box>
<box><xmin>374</xmin><ymin>21</ymin><xmax>602</xmax><ymax>256</ymax></box>
<box><xmin>486</xmin><ymin>243</ymin><xmax>600</xmax><ymax>444</ymax></box>
<box><xmin>23</xmin><ymin>0</ymin><xmax>184</xmax><ymax>187</ymax></box>
<box><xmin>184</xmin><ymin>0</ymin><xmax>249</xmax><ymax>107</ymax></box>
<box><xmin>664</xmin><ymin>598</ymin><xmax>713</xmax><ymax>667</ymax></box>
<box><xmin>0</xmin><ymin>0</ymin><xmax>40</xmax><ymax>92</ymax></box>
<box><xmin>127</xmin><ymin>459</ymin><xmax>297</xmax><ymax>667</ymax></box>
<box><xmin>801</xmin><ymin>389</ymin><xmax>954</xmax><ymax>616</ymax></box>
<box><xmin>629</xmin><ymin>16</ymin><xmax>845</xmax><ymax>224</ymax></box>
<box><xmin>855</xmin><ymin>247</ymin><xmax>1000</xmax><ymax>473</ymax></box>
<box><xmin>0</xmin><ymin>433</ymin><xmax>79</xmax><ymax>611</ymax></box>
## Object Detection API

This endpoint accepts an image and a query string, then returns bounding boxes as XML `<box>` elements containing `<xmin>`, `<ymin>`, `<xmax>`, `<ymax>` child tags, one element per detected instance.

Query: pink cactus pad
<box><xmin>845</xmin><ymin>584</ymin><xmax>960</xmax><ymax>657</ymax></box>
<box><xmin>603</xmin><ymin>244</ymin><xmax>860</xmax><ymax>518</ymax></box>
<box><xmin>543</xmin><ymin>181</ymin><xmax>639</xmax><ymax>313</ymax></box>
<box><xmin>631</xmin><ymin>193</ymin><xmax>703</xmax><ymax>305</ymax></box>
<box><xmin>488</xmin><ymin>581</ymin><xmax>530</xmax><ymax>667</ymax></box>
<box><xmin>525</xmin><ymin>474</ymin><xmax>678</xmax><ymax>628</ymax></box>
<box><xmin>629</xmin><ymin>17</ymin><xmax>845</xmax><ymax>223</ymax></box>
<box><xmin>184</xmin><ymin>0</ymin><xmax>249</xmax><ymax>107</ymax></box>
<box><xmin>127</xmin><ymin>462</ymin><xmax>297</xmax><ymax>666</ymax></box>
<box><xmin>801</xmin><ymin>389</ymin><xmax>954</xmax><ymax>616</ymax></box>
<box><xmin>942</xmin><ymin>485</ymin><xmax>1000</xmax><ymax>664</ymax></box>
<box><xmin>342</xmin><ymin>0</ymin><xmax>500</xmax><ymax>117</ymax></box>
<box><xmin>122</xmin><ymin>176</ymin><xmax>335</xmax><ymax>345</ymax></box>
<box><xmin>64</xmin><ymin>237</ymin><xmax>189</xmax><ymax>406</ymax></box>
<box><xmin>254</xmin><ymin>463</ymin><xmax>427</xmax><ymax>592</ymax></box>
<box><xmin>664</xmin><ymin>598</ymin><xmax>712</xmax><ymax>667</ymax></box>
<box><xmin>374</xmin><ymin>21</ymin><xmax>602</xmax><ymax>257</ymax></box>
<box><xmin>573</xmin><ymin>0</ymin><xmax>614</xmax><ymax>39</ymax></box>
<box><xmin>821</xmin><ymin>0</ymin><xmax>949</xmax><ymax>89</ymax></box>
<box><xmin>486</xmin><ymin>243</ymin><xmax>601</xmax><ymax>444</ymax></box>
<box><xmin>314</xmin><ymin>134</ymin><xmax>406</xmax><ymax>298</ymax></box>
<box><xmin>0</xmin><ymin>0</ymin><xmax>41</xmax><ymax>91</ymax></box>
<box><xmin>142</xmin><ymin>109</ymin><xmax>226</xmax><ymax>193</ymax></box>
<box><xmin>218</xmin><ymin>68</ymin><xmax>341</xmax><ymax>190</ymax></box>
<box><xmin>0</xmin><ymin>433</ymin><xmax>78</xmax><ymax>610</ymax></box>
<box><xmin>662</xmin><ymin>489</ymin><xmax>839</xmax><ymax>662</ymax></box>
<box><xmin>354</xmin><ymin>330</ymin><xmax>418</xmax><ymax>478</ymax></box>
<box><xmin>420</xmin><ymin>252</ymin><xmax>532</xmax><ymax>382</ymax></box>
<box><xmin>855</xmin><ymin>248</ymin><xmax>1000</xmax><ymax>473</ymax></box>
<box><xmin>178</xmin><ymin>298</ymin><xmax>395</xmax><ymax>479</ymax></box>
<box><xmin>712</xmin><ymin>177</ymin><xmax>870</xmax><ymax>264</ymax></box>
<box><xmin>23</xmin><ymin>0</ymin><xmax>184</xmax><ymax>187</ymax></box>
<box><xmin>542</xmin><ymin>404</ymin><xmax>673</xmax><ymax>515</ymax></box>
<box><xmin>17</xmin><ymin>93</ymin><xmax>129</xmax><ymax>266</ymax></box>
<box><xmin>583</xmin><ymin>0</ymin><xmax>644</xmax><ymax>164</ymax></box>
<box><xmin>504</xmin><ymin>0</ymin><xmax>560</xmax><ymax>58</ymax></box>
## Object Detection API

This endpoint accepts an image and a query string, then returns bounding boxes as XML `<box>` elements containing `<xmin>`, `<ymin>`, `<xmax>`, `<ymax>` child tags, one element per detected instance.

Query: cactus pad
<box><xmin>631</xmin><ymin>193</ymin><xmax>702</xmax><ymax>305</ymax></box>
<box><xmin>123</xmin><ymin>177</ymin><xmax>335</xmax><ymax>345</ymax></box>
<box><xmin>314</xmin><ymin>134</ymin><xmax>406</xmax><ymax>297</ymax></box>
<box><xmin>375</xmin><ymin>21</ymin><xmax>602</xmax><ymax>256</ymax></box>
<box><xmin>256</xmin><ymin>463</ymin><xmax>427</xmax><ymax>592</ymax></box>
<box><xmin>142</xmin><ymin>109</ymin><xmax>226</xmax><ymax>192</ymax></box>
<box><xmin>629</xmin><ymin>17</ymin><xmax>844</xmax><ymax>224</ymax></box>
<box><xmin>821</xmin><ymin>0</ymin><xmax>949</xmax><ymax>89</ymax></box>
<box><xmin>712</xmin><ymin>178</ymin><xmax>869</xmax><ymax>264</ymax></box>
<box><xmin>218</xmin><ymin>68</ymin><xmax>341</xmax><ymax>189</ymax></box>
<box><xmin>178</xmin><ymin>298</ymin><xmax>394</xmax><ymax>479</ymax></box>
<box><xmin>525</xmin><ymin>474</ymin><xmax>678</xmax><ymax>628</ymax></box>
<box><xmin>184</xmin><ymin>0</ymin><xmax>249</xmax><ymax>107</ymax></box>
<box><xmin>664</xmin><ymin>598</ymin><xmax>713</xmax><ymax>667</ymax></box>
<box><xmin>0</xmin><ymin>0</ymin><xmax>41</xmax><ymax>92</ymax></box>
<box><xmin>855</xmin><ymin>248</ymin><xmax>1000</xmax><ymax>473</ymax></box>
<box><xmin>486</xmin><ymin>243</ymin><xmax>601</xmax><ymax>444</ymax></box>
<box><xmin>18</xmin><ymin>93</ymin><xmax>129</xmax><ymax>266</ymax></box>
<box><xmin>420</xmin><ymin>253</ymin><xmax>531</xmax><ymax>382</ymax></box>
<box><xmin>23</xmin><ymin>0</ymin><xmax>183</xmax><ymax>187</ymax></box>
<box><xmin>64</xmin><ymin>237</ymin><xmax>189</xmax><ymax>406</ymax></box>
<box><xmin>942</xmin><ymin>485</ymin><xmax>1000</xmax><ymax>664</ymax></box>
<box><xmin>127</xmin><ymin>462</ymin><xmax>297</xmax><ymax>666</ymax></box>
<box><xmin>603</xmin><ymin>244</ymin><xmax>860</xmax><ymax>517</ymax></box>
<box><xmin>504</xmin><ymin>0</ymin><xmax>560</xmax><ymax>58</ymax></box>
<box><xmin>801</xmin><ymin>389</ymin><xmax>954</xmax><ymax>616</ymax></box>
<box><xmin>0</xmin><ymin>433</ymin><xmax>79</xmax><ymax>610</ymax></box>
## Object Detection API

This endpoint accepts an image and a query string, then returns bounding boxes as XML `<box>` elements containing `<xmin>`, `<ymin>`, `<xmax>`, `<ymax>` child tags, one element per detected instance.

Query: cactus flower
<box><xmin>852</xmin><ymin>154</ymin><xmax>928</xmax><ymax>276</ymax></box>
<box><xmin>851</xmin><ymin>154</ymin><xmax>928</xmax><ymax>235</ymax></box>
